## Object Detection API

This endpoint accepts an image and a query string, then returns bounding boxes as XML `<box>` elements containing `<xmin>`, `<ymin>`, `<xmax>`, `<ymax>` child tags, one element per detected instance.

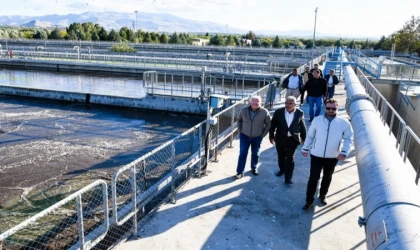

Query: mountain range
<box><xmin>0</xmin><ymin>11</ymin><xmax>333</xmax><ymax>38</ymax></box>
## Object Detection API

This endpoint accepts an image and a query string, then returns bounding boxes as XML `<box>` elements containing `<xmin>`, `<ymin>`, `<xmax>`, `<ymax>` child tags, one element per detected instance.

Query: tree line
<box><xmin>0</xmin><ymin>16</ymin><xmax>418</xmax><ymax>54</ymax></box>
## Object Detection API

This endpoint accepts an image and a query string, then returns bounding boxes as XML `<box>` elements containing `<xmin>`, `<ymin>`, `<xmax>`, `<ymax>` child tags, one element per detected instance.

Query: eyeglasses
<box><xmin>326</xmin><ymin>107</ymin><xmax>337</xmax><ymax>111</ymax></box>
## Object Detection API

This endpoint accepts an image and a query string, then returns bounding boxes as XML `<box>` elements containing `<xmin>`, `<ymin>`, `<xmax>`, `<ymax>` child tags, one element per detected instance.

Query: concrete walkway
<box><xmin>117</xmin><ymin>83</ymin><xmax>366</xmax><ymax>250</ymax></box>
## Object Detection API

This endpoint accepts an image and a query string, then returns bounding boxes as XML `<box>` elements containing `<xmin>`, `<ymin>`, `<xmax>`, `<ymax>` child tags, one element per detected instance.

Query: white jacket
<box><xmin>302</xmin><ymin>115</ymin><xmax>353</xmax><ymax>158</ymax></box>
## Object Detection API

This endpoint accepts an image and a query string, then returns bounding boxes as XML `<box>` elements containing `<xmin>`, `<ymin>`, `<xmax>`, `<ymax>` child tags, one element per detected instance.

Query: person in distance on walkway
<box><xmin>310</xmin><ymin>63</ymin><xmax>323</xmax><ymax>78</ymax></box>
<box><xmin>301</xmin><ymin>98</ymin><xmax>353</xmax><ymax>210</ymax></box>
<box><xmin>300</xmin><ymin>66</ymin><xmax>312</xmax><ymax>105</ymax></box>
<box><xmin>325</xmin><ymin>69</ymin><xmax>339</xmax><ymax>99</ymax></box>
<box><xmin>269</xmin><ymin>96</ymin><xmax>306</xmax><ymax>184</ymax></box>
<box><xmin>235</xmin><ymin>95</ymin><xmax>271</xmax><ymax>179</ymax></box>
<box><xmin>304</xmin><ymin>69</ymin><xmax>327</xmax><ymax>122</ymax></box>
<box><xmin>282</xmin><ymin>68</ymin><xmax>303</xmax><ymax>99</ymax></box>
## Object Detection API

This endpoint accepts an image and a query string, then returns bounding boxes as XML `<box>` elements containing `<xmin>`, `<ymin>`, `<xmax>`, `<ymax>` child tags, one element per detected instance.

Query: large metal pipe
<box><xmin>344</xmin><ymin>64</ymin><xmax>420</xmax><ymax>249</ymax></box>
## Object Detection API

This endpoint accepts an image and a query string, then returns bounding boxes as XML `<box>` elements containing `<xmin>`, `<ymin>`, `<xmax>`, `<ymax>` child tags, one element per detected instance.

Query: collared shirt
<box><xmin>284</xmin><ymin>109</ymin><xmax>295</xmax><ymax>137</ymax></box>
<box><xmin>328</xmin><ymin>75</ymin><xmax>334</xmax><ymax>87</ymax></box>
<box><xmin>288</xmin><ymin>75</ymin><xmax>300</xmax><ymax>89</ymax></box>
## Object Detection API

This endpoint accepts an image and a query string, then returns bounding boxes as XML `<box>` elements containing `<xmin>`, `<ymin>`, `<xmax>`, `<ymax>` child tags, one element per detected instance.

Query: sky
<box><xmin>0</xmin><ymin>0</ymin><xmax>418</xmax><ymax>39</ymax></box>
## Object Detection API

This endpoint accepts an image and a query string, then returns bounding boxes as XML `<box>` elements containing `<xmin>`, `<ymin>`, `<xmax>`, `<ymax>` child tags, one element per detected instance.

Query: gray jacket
<box><xmin>237</xmin><ymin>106</ymin><xmax>271</xmax><ymax>138</ymax></box>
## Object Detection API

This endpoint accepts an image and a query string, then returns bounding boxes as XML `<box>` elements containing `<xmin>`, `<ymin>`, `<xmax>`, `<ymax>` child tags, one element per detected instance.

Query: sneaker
<box><xmin>302</xmin><ymin>202</ymin><xmax>313</xmax><ymax>210</ymax></box>
<box><xmin>251</xmin><ymin>169</ymin><xmax>259</xmax><ymax>176</ymax></box>
<box><xmin>319</xmin><ymin>195</ymin><xmax>328</xmax><ymax>205</ymax></box>
<box><xmin>235</xmin><ymin>173</ymin><xmax>243</xmax><ymax>179</ymax></box>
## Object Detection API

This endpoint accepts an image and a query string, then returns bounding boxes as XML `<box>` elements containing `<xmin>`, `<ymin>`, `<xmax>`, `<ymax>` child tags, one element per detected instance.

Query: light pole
<box><xmin>312</xmin><ymin>7</ymin><xmax>318</xmax><ymax>60</ymax></box>
<box><xmin>135</xmin><ymin>10</ymin><xmax>138</xmax><ymax>32</ymax></box>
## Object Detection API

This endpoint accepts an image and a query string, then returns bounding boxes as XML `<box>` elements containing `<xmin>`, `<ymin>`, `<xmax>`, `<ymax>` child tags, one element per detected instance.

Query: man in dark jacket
<box><xmin>269</xmin><ymin>96</ymin><xmax>306</xmax><ymax>184</ymax></box>
<box><xmin>324</xmin><ymin>69</ymin><xmax>339</xmax><ymax>99</ymax></box>
<box><xmin>304</xmin><ymin>69</ymin><xmax>327</xmax><ymax>122</ymax></box>
<box><xmin>235</xmin><ymin>95</ymin><xmax>271</xmax><ymax>179</ymax></box>
<box><xmin>310</xmin><ymin>63</ymin><xmax>323</xmax><ymax>78</ymax></box>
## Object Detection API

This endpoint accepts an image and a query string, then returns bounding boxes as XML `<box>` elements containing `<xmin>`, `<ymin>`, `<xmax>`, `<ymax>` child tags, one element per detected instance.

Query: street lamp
<box><xmin>312</xmin><ymin>7</ymin><xmax>318</xmax><ymax>59</ymax></box>
<box><xmin>135</xmin><ymin>10</ymin><xmax>138</xmax><ymax>32</ymax></box>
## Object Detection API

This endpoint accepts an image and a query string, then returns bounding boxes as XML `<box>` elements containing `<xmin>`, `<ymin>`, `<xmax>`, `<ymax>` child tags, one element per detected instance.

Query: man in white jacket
<box><xmin>301</xmin><ymin>98</ymin><xmax>353</xmax><ymax>210</ymax></box>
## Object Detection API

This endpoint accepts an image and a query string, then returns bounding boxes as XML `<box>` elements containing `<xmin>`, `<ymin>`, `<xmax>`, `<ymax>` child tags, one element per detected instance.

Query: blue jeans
<box><xmin>327</xmin><ymin>87</ymin><xmax>335</xmax><ymax>99</ymax></box>
<box><xmin>308</xmin><ymin>96</ymin><xmax>323</xmax><ymax>120</ymax></box>
<box><xmin>236</xmin><ymin>133</ymin><xmax>263</xmax><ymax>174</ymax></box>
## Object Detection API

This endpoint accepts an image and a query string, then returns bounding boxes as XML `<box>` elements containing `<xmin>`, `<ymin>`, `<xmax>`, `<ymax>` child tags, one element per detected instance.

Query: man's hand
<box><xmin>269</xmin><ymin>138</ymin><xmax>275</xmax><ymax>145</ymax></box>
<box><xmin>301</xmin><ymin>151</ymin><xmax>308</xmax><ymax>157</ymax></box>
<box><xmin>337</xmin><ymin>154</ymin><xmax>346</xmax><ymax>161</ymax></box>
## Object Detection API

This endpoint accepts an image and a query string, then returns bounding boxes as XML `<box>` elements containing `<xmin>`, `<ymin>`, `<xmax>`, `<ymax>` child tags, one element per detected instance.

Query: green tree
<box><xmin>246</xmin><ymin>31</ymin><xmax>256</xmax><ymax>41</ymax></box>
<box><xmin>272</xmin><ymin>36</ymin><xmax>281</xmax><ymax>48</ymax></box>
<box><xmin>209</xmin><ymin>34</ymin><xmax>225</xmax><ymax>45</ymax></box>
<box><xmin>34</xmin><ymin>30</ymin><xmax>48</xmax><ymax>39</ymax></box>
<box><xmin>261</xmin><ymin>41</ymin><xmax>270</xmax><ymax>48</ymax></box>
<box><xmin>347</xmin><ymin>40</ymin><xmax>355</xmax><ymax>49</ymax></box>
<box><xmin>91</xmin><ymin>31</ymin><xmax>100</xmax><ymax>41</ymax></box>
<box><xmin>252</xmin><ymin>38</ymin><xmax>262</xmax><ymax>47</ymax></box>
<box><xmin>225</xmin><ymin>35</ymin><xmax>236</xmax><ymax>46</ymax></box>
<box><xmin>107</xmin><ymin>29</ymin><xmax>121</xmax><ymax>42</ymax></box>
<box><xmin>143</xmin><ymin>32</ymin><xmax>152</xmax><ymax>43</ymax></box>
<box><xmin>50</xmin><ymin>28</ymin><xmax>63</xmax><ymax>39</ymax></box>
<box><xmin>394</xmin><ymin>16</ymin><xmax>420</xmax><ymax>54</ymax></box>
<box><xmin>334</xmin><ymin>39</ymin><xmax>342</xmax><ymax>47</ymax></box>
<box><xmin>168</xmin><ymin>32</ymin><xmax>180</xmax><ymax>44</ymax></box>
<box><xmin>159</xmin><ymin>33</ymin><xmax>169</xmax><ymax>43</ymax></box>
<box><xmin>119</xmin><ymin>27</ymin><xmax>130</xmax><ymax>41</ymax></box>
<box><xmin>374</xmin><ymin>36</ymin><xmax>386</xmax><ymax>50</ymax></box>
<box><xmin>98</xmin><ymin>27</ymin><xmax>108</xmax><ymax>41</ymax></box>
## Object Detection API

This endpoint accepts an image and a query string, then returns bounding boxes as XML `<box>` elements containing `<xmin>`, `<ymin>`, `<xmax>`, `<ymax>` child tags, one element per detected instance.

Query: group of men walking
<box><xmin>234</xmin><ymin>74</ymin><xmax>353</xmax><ymax>210</ymax></box>
<box><xmin>282</xmin><ymin>64</ymin><xmax>339</xmax><ymax>122</ymax></box>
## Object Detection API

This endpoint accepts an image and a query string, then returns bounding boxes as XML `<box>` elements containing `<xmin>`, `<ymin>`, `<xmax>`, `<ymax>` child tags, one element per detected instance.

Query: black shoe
<box><xmin>319</xmin><ymin>195</ymin><xmax>327</xmax><ymax>205</ymax></box>
<box><xmin>285</xmin><ymin>179</ymin><xmax>293</xmax><ymax>184</ymax></box>
<box><xmin>302</xmin><ymin>202</ymin><xmax>313</xmax><ymax>210</ymax></box>
<box><xmin>276</xmin><ymin>170</ymin><xmax>284</xmax><ymax>176</ymax></box>
<box><xmin>251</xmin><ymin>169</ymin><xmax>259</xmax><ymax>176</ymax></box>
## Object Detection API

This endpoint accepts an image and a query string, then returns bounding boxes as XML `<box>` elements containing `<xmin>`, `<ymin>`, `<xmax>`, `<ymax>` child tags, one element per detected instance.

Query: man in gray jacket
<box><xmin>301</xmin><ymin>98</ymin><xmax>353</xmax><ymax>209</ymax></box>
<box><xmin>236</xmin><ymin>95</ymin><xmax>271</xmax><ymax>179</ymax></box>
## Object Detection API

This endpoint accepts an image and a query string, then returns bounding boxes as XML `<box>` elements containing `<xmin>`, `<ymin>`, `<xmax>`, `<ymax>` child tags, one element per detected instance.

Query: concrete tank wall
<box><xmin>0</xmin><ymin>85</ymin><xmax>208</xmax><ymax>115</ymax></box>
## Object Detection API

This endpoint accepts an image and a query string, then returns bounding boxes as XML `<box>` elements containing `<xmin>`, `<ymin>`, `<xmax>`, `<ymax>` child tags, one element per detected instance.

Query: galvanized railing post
<box><xmin>229</xmin><ymin>107</ymin><xmax>235</xmax><ymax>148</ymax></box>
<box><xmin>171</xmin><ymin>75</ymin><xmax>174</xmax><ymax>97</ymax></box>
<box><xmin>213</xmin><ymin>120</ymin><xmax>219</xmax><ymax>162</ymax></box>
<box><xmin>76</xmin><ymin>195</ymin><xmax>85</xmax><ymax>250</ymax></box>
<box><xmin>198</xmin><ymin>124</ymin><xmax>203</xmax><ymax>176</ymax></box>
<box><xmin>131</xmin><ymin>164</ymin><xmax>138</xmax><ymax>238</ymax></box>
<box><xmin>170</xmin><ymin>141</ymin><xmax>176</xmax><ymax>203</ymax></box>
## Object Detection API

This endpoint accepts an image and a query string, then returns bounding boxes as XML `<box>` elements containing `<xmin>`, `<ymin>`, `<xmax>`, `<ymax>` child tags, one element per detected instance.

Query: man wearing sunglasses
<box><xmin>300</xmin><ymin>98</ymin><xmax>353</xmax><ymax>210</ymax></box>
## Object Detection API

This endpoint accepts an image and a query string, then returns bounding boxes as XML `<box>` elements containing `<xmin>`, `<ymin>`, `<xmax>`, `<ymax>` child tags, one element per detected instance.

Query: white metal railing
<box><xmin>0</xmin><ymin>82</ymin><xmax>278</xmax><ymax>250</ymax></box>
<box><xmin>356</xmin><ymin>67</ymin><xmax>420</xmax><ymax>183</ymax></box>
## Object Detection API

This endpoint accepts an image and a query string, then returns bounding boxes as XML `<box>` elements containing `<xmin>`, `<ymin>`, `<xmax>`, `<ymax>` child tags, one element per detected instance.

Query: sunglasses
<box><xmin>326</xmin><ymin>107</ymin><xmax>337</xmax><ymax>111</ymax></box>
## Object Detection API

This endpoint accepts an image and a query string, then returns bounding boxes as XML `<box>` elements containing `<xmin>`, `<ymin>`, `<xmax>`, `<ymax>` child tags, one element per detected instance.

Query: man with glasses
<box><xmin>300</xmin><ymin>99</ymin><xmax>353</xmax><ymax>210</ymax></box>
<box><xmin>303</xmin><ymin>69</ymin><xmax>327</xmax><ymax>122</ymax></box>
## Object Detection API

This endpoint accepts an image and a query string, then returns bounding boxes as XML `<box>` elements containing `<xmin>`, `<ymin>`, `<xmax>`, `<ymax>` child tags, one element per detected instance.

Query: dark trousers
<box><xmin>306</xmin><ymin>155</ymin><xmax>338</xmax><ymax>203</ymax></box>
<box><xmin>275</xmin><ymin>137</ymin><xmax>299</xmax><ymax>181</ymax></box>
<box><xmin>300</xmin><ymin>89</ymin><xmax>306</xmax><ymax>104</ymax></box>
<box><xmin>327</xmin><ymin>87</ymin><xmax>335</xmax><ymax>99</ymax></box>
<box><xmin>236</xmin><ymin>133</ymin><xmax>263</xmax><ymax>174</ymax></box>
